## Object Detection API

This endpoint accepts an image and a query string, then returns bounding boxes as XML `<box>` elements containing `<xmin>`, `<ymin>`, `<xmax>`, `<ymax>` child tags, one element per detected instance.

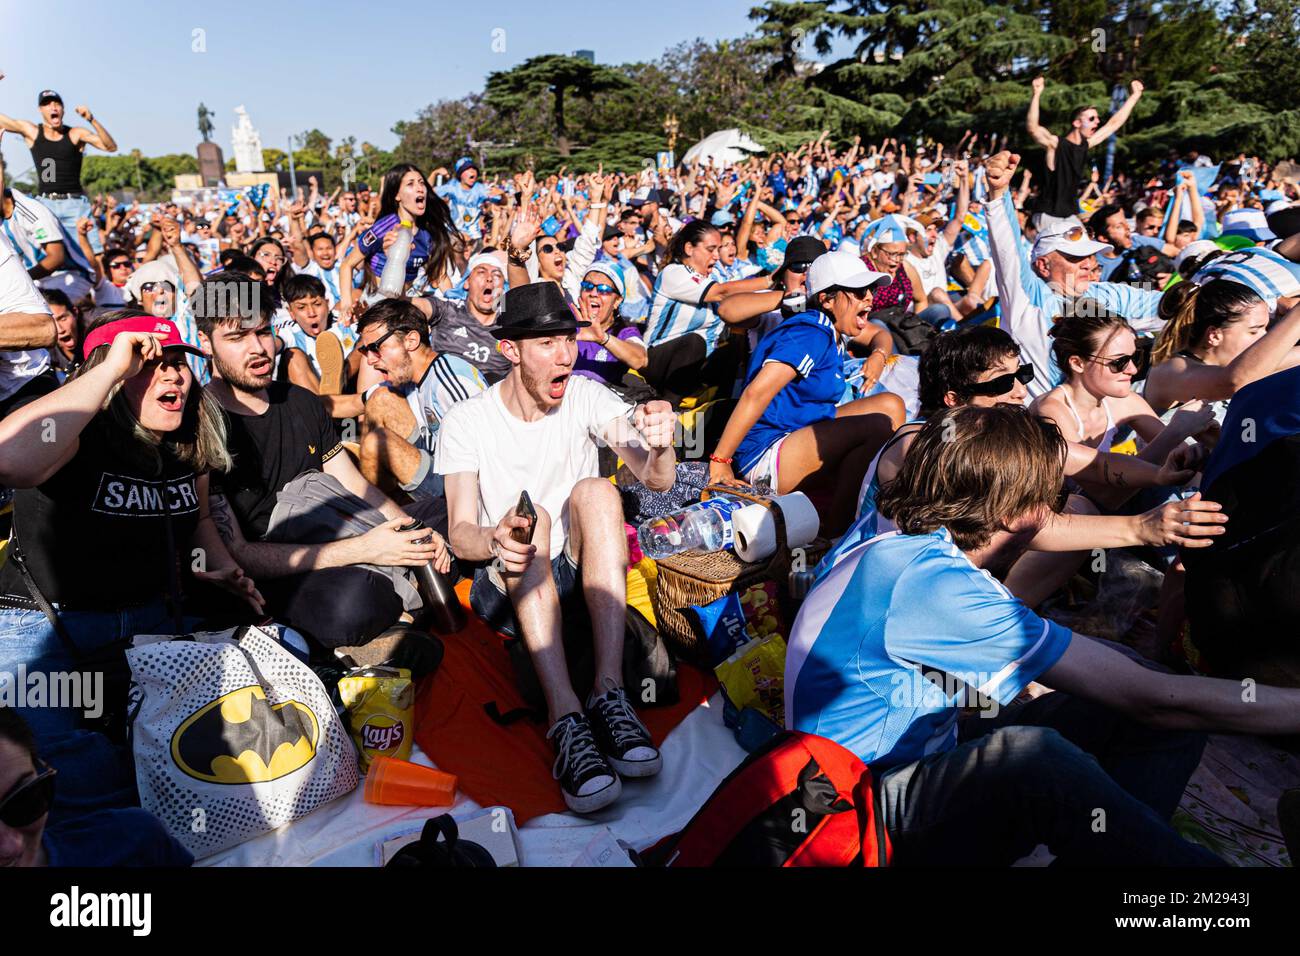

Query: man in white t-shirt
<box><xmin>904</xmin><ymin>158</ymin><xmax>971</xmax><ymax>322</ymax></box>
<box><xmin>0</xmin><ymin>225</ymin><xmax>56</xmax><ymax>418</ymax></box>
<box><xmin>436</xmin><ymin>282</ymin><xmax>677</xmax><ymax>814</ymax></box>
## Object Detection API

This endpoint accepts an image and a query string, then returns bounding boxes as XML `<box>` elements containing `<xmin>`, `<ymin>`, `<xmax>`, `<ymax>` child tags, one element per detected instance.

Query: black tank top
<box><xmin>1036</xmin><ymin>136</ymin><xmax>1089</xmax><ymax>219</ymax></box>
<box><xmin>30</xmin><ymin>125</ymin><xmax>83</xmax><ymax>195</ymax></box>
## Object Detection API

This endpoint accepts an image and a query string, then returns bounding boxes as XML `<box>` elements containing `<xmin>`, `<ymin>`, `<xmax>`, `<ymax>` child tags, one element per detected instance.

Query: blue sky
<box><xmin>0</xmin><ymin>0</ymin><xmax>765</xmax><ymax>178</ymax></box>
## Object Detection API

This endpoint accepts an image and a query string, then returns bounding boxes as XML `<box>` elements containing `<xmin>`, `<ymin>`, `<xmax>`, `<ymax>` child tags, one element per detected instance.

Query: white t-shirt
<box><xmin>0</xmin><ymin>230</ymin><xmax>52</xmax><ymax>402</ymax></box>
<box><xmin>905</xmin><ymin>233</ymin><xmax>952</xmax><ymax>297</ymax></box>
<box><xmin>434</xmin><ymin>374</ymin><xmax>631</xmax><ymax>557</ymax></box>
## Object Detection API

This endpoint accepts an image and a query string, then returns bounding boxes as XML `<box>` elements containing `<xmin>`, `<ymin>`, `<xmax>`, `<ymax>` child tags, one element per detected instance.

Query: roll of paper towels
<box><xmin>731</xmin><ymin>492</ymin><xmax>820</xmax><ymax>564</ymax></box>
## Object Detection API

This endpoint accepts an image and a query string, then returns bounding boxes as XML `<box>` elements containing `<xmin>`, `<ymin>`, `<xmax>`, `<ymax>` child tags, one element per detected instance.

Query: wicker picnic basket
<box><xmin>650</xmin><ymin>485</ymin><xmax>827</xmax><ymax>665</ymax></box>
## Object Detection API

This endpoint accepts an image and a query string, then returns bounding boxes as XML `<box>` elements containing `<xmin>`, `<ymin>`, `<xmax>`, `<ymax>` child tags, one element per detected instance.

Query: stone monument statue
<box><xmin>197</xmin><ymin>103</ymin><xmax>214</xmax><ymax>143</ymax></box>
<box><xmin>231</xmin><ymin>105</ymin><xmax>265</xmax><ymax>173</ymax></box>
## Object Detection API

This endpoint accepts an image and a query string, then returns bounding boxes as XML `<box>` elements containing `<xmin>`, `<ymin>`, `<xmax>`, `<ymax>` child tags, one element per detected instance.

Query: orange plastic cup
<box><xmin>363</xmin><ymin>755</ymin><xmax>457</xmax><ymax>807</ymax></box>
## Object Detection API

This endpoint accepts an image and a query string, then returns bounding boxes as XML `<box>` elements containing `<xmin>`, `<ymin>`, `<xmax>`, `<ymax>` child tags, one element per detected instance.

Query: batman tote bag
<box><xmin>127</xmin><ymin>624</ymin><xmax>359</xmax><ymax>859</ymax></box>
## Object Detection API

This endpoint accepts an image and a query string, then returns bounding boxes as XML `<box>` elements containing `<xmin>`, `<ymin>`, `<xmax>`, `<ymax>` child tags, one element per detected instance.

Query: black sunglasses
<box><xmin>965</xmin><ymin>363</ymin><xmax>1035</xmax><ymax>397</ymax></box>
<box><xmin>787</xmin><ymin>261</ymin><xmax>811</xmax><ymax>274</ymax></box>
<box><xmin>538</xmin><ymin>243</ymin><xmax>558</xmax><ymax>255</ymax></box>
<box><xmin>0</xmin><ymin>763</ymin><xmax>57</xmax><ymax>829</ymax></box>
<box><xmin>357</xmin><ymin>329</ymin><xmax>398</xmax><ymax>356</ymax></box>
<box><xmin>1089</xmin><ymin>352</ymin><xmax>1142</xmax><ymax>374</ymax></box>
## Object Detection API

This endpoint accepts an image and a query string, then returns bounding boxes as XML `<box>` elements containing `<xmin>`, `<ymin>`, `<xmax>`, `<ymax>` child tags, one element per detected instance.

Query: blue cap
<box><xmin>711</xmin><ymin>210</ymin><xmax>736</xmax><ymax>227</ymax></box>
<box><xmin>454</xmin><ymin>156</ymin><xmax>478</xmax><ymax>177</ymax></box>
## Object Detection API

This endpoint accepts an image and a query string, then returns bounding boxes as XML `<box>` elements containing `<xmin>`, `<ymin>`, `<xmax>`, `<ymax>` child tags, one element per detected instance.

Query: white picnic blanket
<box><xmin>200</xmin><ymin>692</ymin><xmax>746</xmax><ymax>867</ymax></box>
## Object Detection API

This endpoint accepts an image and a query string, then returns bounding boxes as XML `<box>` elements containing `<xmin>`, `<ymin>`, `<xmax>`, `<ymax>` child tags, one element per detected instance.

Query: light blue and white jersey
<box><xmin>293</xmin><ymin>259</ymin><xmax>344</xmax><ymax>309</ymax></box>
<box><xmin>786</xmin><ymin>527</ymin><xmax>1072</xmax><ymax>768</ymax></box>
<box><xmin>387</xmin><ymin>352</ymin><xmax>486</xmax><ymax>454</ymax></box>
<box><xmin>171</xmin><ymin>289</ymin><xmax>209</xmax><ymax>385</ymax></box>
<box><xmin>710</xmin><ymin>258</ymin><xmax>761</xmax><ymax>284</ymax></box>
<box><xmin>1195</xmin><ymin>247</ymin><xmax>1300</xmax><ymax>311</ymax></box>
<box><xmin>645</xmin><ymin>263</ymin><xmax>723</xmax><ymax>353</ymax></box>
<box><xmin>276</xmin><ymin>321</ymin><xmax>357</xmax><ymax>377</ymax></box>
<box><xmin>435</xmin><ymin>180</ymin><xmax>496</xmax><ymax>240</ymax></box>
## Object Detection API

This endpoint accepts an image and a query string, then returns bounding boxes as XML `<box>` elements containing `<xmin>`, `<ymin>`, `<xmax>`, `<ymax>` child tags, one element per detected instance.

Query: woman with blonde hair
<box><xmin>0</xmin><ymin>309</ymin><xmax>262</xmax><ymax>740</ymax></box>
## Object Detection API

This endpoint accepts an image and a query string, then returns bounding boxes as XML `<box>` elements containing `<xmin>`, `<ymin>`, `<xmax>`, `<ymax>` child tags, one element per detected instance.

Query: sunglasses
<box><xmin>538</xmin><ymin>243</ymin><xmax>558</xmax><ymax>255</ymax></box>
<box><xmin>580</xmin><ymin>281</ymin><xmax>619</xmax><ymax>296</ymax></box>
<box><xmin>109</xmin><ymin>260</ymin><xmax>133</xmax><ymax>270</ymax></box>
<box><xmin>965</xmin><ymin>363</ymin><xmax>1035</xmax><ymax>397</ymax></box>
<box><xmin>357</xmin><ymin>329</ymin><xmax>398</xmax><ymax>356</ymax></box>
<box><xmin>1090</xmin><ymin>352</ymin><xmax>1142</xmax><ymax>374</ymax></box>
<box><xmin>787</xmin><ymin>261</ymin><xmax>811</xmax><ymax>274</ymax></box>
<box><xmin>0</xmin><ymin>763</ymin><xmax>56</xmax><ymax>829</ymax></box>
<box><xmin>1050</xmin><ymin>224</ymin><xmax>1088</xmax><ymax>243</ymax></box>
<box><xmin>141</xmin><ymin>281</ymin><xmax>174</xmax><ymax>295</ymax></box>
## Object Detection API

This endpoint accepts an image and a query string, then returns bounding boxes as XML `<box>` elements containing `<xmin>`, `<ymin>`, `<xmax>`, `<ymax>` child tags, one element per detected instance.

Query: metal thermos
<box><xmin>398</xmin><ymin>519</ymin><xmax>467</xmax><ymax>634</ymax></box>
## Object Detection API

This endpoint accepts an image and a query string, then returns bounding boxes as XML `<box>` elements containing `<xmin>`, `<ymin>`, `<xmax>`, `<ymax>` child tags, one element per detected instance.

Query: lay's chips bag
<box><xmin>338</xmin><ymin>667</ymin><xmax>414</xmax><ymax>772</ymax></box>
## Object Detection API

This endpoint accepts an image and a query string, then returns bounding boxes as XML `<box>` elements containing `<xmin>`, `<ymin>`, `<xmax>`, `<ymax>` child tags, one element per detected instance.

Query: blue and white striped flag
<box><xmin>1195</xmin><ymin>247</ymin><xmax>1300</xmax><ymax>309</ymax></box>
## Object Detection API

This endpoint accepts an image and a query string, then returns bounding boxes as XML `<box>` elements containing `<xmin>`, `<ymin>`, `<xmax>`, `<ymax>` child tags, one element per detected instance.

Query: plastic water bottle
<box><xmin>637</xmin><ymin>498</ymin><xmax>746</xmax><ymax>560</ymax></box>
<box><xmin>378</xmin><ymin>223</ymin><xmax>413</xmax><ymax>297</ymax></box>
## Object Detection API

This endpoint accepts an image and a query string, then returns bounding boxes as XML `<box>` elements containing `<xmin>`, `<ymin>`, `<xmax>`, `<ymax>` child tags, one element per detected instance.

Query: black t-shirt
<box><xmin>1037</xmin><ymin>136</ymin><xmax>1090</xmax><ymax>219</ymax></box>
<box><xmin>211</xmin><ymin>382</ymin><xmax>341</xmax><ymax>541</ymax></box>
<box><xmin>425</xmin><ymin>297</ymin><xmax>511</xmax><ymax>384</ymax></box>
<box><xmin>0</xmin><ymin>420</ymin><xmax>200</xmax><ymax>608</ymax></box>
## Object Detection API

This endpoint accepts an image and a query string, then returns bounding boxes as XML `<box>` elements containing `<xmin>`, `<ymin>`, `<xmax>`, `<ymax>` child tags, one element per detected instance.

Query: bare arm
<box><xmin>70</xmin><ymin>106</ymin><xmax>116</xmax><ymax>152</ymax></box>
<box><xmin>941</xmin><ymin>160</ymin><xmax>971</xmax><ymax>248</ymax></box>
<box><xmin>710</xmin><ymin>362</ymin><xmax>798</xmax><ymax>483</ymax></box>
<box><xmin>1041</xmin><ymin>632</ymin><xmax>1300</xmax><ymax>735</ymax></box>
<box><xmin>1025</xmin><ymin>79</ymin><xmax>1058</xmax><ymax>150</ymax></box>
<box><xmin>1088</xmin><ymin>81</ymin><xmax>1143</xmax><ymax>148</ymax></box>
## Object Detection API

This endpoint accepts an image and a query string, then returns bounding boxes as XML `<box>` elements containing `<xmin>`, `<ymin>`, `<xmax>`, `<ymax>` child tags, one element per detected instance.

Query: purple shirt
<box><xmin>575</xmin><ymin>325</ymin><xmax>644</xmax><ymax>386</ymax></box>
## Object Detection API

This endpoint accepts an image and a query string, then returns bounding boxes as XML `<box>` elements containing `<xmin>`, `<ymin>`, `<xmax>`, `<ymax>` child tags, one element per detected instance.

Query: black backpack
<box><xmin>870</xmin><ymin>305</ymin><xmax>938</xmax><ymax>357</ymax></box>
<box><xmin>385</xmin><ymin>814</ymin><xmax>497</xmax><ymax>867</ymax></box>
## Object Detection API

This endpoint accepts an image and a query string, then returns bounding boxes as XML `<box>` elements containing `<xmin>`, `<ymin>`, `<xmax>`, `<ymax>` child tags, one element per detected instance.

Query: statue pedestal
<box><xmin>197</xmin><ymin>142</ymin><xmax>225</xmax><ymax>187</ymax></box>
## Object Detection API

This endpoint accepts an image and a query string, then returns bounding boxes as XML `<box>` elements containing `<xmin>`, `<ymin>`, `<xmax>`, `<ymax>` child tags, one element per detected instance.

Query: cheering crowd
<box><xmin>2</xmin><ymin>69</ymin><xmax>1300</xmax><ymax>868</ymax></box>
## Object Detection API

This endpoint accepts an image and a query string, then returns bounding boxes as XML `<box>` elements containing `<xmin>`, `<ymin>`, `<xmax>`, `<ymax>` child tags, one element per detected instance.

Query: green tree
<box><xmin>484</xmin><ymin>55</ymin><xmax>633</xmax><ymax>156</ymax></box>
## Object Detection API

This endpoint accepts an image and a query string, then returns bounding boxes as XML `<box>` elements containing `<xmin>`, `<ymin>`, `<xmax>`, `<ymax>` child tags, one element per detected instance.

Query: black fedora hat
<box><xmin>490</xmin><ymin>281</ymin><xmax>590</xmax><ymax>340</ymax></box>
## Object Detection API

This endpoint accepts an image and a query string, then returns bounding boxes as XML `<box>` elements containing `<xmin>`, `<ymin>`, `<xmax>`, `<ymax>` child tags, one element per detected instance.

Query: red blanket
<box><xmin>413</xmin><ymin>581</ymin><xmax>716</xmax><ymax>823</ymax></box>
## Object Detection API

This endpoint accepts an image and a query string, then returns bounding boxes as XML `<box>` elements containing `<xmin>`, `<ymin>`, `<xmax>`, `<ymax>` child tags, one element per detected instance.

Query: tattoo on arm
<box><xmin>209</xmin><ymin>493</ymin><xmax>238</xmax><ymax>545</ymax></box>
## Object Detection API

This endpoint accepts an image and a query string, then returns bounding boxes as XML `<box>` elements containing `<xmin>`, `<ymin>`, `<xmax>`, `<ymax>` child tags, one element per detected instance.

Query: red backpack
<box><xmin>649</xmin><ymin>731</ymin><xmax>891</xmax><ymax>867</ymax></box>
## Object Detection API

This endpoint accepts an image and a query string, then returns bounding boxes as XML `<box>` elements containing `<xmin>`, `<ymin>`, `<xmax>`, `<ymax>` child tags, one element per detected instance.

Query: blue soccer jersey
<box><xmin>735</xmin><ymin>310</ymin><xmax>844</xmax><ymax>475</ymax></box>
<box><xmin>786</xmin><ymin>527</ymin><xmax>1072</xmax><ymax>768</ymax></box>
<box><xmin>435</xmin><ymin>181</ymin><xmax>496</xmax><ymax>240</ymax></box>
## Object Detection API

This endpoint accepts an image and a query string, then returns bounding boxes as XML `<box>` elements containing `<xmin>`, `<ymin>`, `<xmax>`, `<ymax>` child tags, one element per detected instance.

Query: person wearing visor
<box><xmin>821</xmin><ymin>325</ymin><xmax>1223</xmax><ymax>606</ymax></box>
<box><xmin>709</xmin><ymin>251</ymin><xmax>906</xmax><ymax>537</ymax></box>
<box><xmin>573</xmin><ymin>261</ymin><xmax>648</xmax><ymax>392</ymax></box>
<box><xmin>0</xmin><ymin>311</ymin><xmax>261</xmax><ymax>747</ymax></box>
<box><xmin>0</xmin><ymin>86</ymin><xmax>117</xmax><ymax>254</ymax></box>
<box><xmin>983</xmin><ymin>150</ymin><xmax>1168</xmax><ymax>399</ymax></box>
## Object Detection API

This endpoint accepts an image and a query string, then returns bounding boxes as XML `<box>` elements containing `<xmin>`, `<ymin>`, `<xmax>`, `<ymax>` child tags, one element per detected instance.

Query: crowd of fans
<box><xmin>2</xmin><ymin>71</ymin><xmax>1300</xmax><ymax>867</ymax></box>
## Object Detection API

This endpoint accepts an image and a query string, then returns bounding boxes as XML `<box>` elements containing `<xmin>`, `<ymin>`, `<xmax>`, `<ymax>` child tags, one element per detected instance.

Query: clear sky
<box><xmin>0</xmin><ymin>0</ymin><xmax>762</xmax><ymax>177</ymax></box>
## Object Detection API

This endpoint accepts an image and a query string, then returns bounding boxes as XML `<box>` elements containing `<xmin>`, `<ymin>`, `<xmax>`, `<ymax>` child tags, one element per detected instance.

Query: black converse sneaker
<box><xmin>586</xmin><ymin>679</ymin><xmax>663</xmax><ymax>778</ymax></box>
<box><xmin>547</xmin><ymin>712</ymin><xmax>622</xmax><ymax>814</ymax></box>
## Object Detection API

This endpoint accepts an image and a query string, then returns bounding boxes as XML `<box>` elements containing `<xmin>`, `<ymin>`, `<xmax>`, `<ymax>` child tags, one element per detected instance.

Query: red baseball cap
<box><xmin>82</xmin><ymin>316</ymin><xmax>204</xmax><ymax>359</ymax></box>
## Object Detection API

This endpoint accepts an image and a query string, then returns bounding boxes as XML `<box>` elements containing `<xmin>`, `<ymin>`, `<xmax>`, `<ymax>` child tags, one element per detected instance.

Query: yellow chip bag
<box><xmin>714</xmin><ymin>633</ymin><xmax>787</xmax><ymax>726</ymax></box>
<box><xmin>337</xmin><ymin>666</ymin><xmax>414</xmax><ymax>772</ymax></box>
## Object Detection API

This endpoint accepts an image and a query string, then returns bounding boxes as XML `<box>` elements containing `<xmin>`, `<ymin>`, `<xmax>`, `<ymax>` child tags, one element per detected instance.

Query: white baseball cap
<box><xmin>1173</xmin><ymin>239</ymin><xmax>1220</xmax><ymax>275</ymax></box>
<box><xmin>806</xmin><ymin>251</ymin><xmax>891</xmax><ymax>298</ymax></box>
<box><xmin>1031</xmin><ymin>216</ymin><xmax>1112</xmax><ymax>260</ymax></box>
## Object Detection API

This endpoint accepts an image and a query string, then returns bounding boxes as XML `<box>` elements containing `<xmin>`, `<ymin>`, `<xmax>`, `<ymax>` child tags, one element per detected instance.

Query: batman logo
<box><xmin>171</xmin><ymin>686</ymin><xmax>320</xmax><ymax>784</ymax></box>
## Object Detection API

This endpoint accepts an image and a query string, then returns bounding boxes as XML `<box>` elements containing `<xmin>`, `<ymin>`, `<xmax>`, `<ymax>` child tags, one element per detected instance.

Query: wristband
<box><xmin>709</xmin><ymin>454</ymin><xmax>734</xmax><ymax>465</ymax></box>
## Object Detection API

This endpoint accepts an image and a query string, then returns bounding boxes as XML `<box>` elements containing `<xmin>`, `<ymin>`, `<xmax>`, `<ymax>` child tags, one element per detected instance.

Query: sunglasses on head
<box><xmin>580</xmin><ymin>281</ymin><xmax>618</xmax><ymax>296</ymax></box>
<box><xmin>1051</xmin><ymin>224</ymin><xmax>1088</xmax><ymax>243</ymax></box>
<box><xmin>0</xmin><ymin>763</ymin><xmax>56</xmax><ymax>829</ymax></box>
<box><xmin>357</xmin><ymin>329</ymin><xmax>398</xmax><ymax>356</ymax></box>
<box><xmin>965</xmin><ymin>363</ymin><xmax>1035</xmax><ymax>397</ymax></box>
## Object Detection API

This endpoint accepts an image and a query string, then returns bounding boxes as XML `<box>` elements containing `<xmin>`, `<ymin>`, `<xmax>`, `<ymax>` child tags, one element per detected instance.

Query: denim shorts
<box><xmin>469</xmin><ymin>548</ymin><xmax>581</xmax><ymax>639</ymax></box>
